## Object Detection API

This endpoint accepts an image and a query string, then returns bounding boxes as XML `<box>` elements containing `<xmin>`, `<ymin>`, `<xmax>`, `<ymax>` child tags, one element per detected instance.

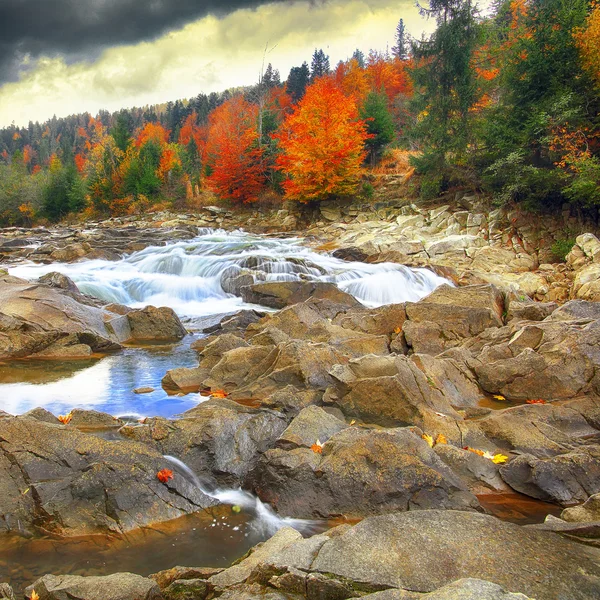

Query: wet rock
<box><xmin>134</xmin><ymin>387</ymin><xmax>155</xmax><ymax>394</ymax></box>
<box><xmin>161</xmin><ymin>367</ymin><xmax>208</xmax><ymax>393</ymax></box>
<box><xmin>310</xmin><ymin>510</ymin><xmax>600</xmax><ymax>599</ymax></box>
<box><xmin>26</xmin><ymin>573</ymin><xmax>162</xmax><ymax>600</ymax></box>
<box><xmin>0</xmin><ymin>279</ymin><xmax>123</xmax><ymax>359</ymax></box>
<box><xmin>127</xmin><ymin>306</ymin><xmax>187</xmax><ymax>341</ymax></box>
<box><xmin>162</xmin><ymin>579</ymin><xmax>211</xmax><ymax>600</ymax></box>
<box><xmin>209</xmin><ymin>527</ymin><xmax>303</xmax><ymax>590</ymax></box>
<box><xmin>120</xmin><ymin>399</ymin><xmax>287</xmax><ymax>487</ymax></box>
<box><xmin>38</xmin><ymin>271</ymin><xmax>79</xmax><ymax>293</ymax></box>
<box><xmin>249</xmin><ymin>427</ymin><xmax>479</xmax><ymax>519</ymax></box>
<box><xmin>240</xmin><ymin>281</ymin><xmax>361</xmax><ymax>310</ymax></box>
<box><xmin>0</xmin><ymin>414</ymin><xmax>216</xmax><ymax>537</ymax></box>
<box><xmin>499</xmin><ymin>448</ymin><xmax>600</xmax><ymax>505</ymax></box>
<box><xmin>0</xmin><ymin>584</ymin><xmax>14</xmax><ymax>600</ymax></box>
<box><xmin>150</xmin><ymin>566</ymin><xmax>222</xmax><ymax>590</ymax></box>
<box><xmin>561</xmin><ymin>493</ymin><xmax>600</xmax><ymax>522</ymax></box>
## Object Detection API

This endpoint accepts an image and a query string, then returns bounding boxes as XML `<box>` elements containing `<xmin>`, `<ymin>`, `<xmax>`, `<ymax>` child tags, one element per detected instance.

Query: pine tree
<box><xmin>410</xmin><ymin>0</ymin><xmax>480</xmax><ymax>193</ymax></box>
<box><xmin>352</xmin><ymin>49</ymin><xmax>366</xmax><ymax>68</ymax></box>
<box><xmin>263</xmin><ymin>63</ymin><xmax>281</xmax><ymax>89</ymax></box>
<box><xmin>287</xmin><ymin>62</ymin><xmax>310</xmax><ymax>103</ymax></box>
<box><xmin>391</xmin><ymin>18</ymin><xmax>409</xmax><ymax>60</ymax></box>
<box><xmin>360</xmin><ymin>92</ymin><xmax>395</xmax><ymax>164</ymax></box>
<box><xmin>310</xmin><ymin>49</ymin><xmax>331</xmax><ymax>81</ymax></box>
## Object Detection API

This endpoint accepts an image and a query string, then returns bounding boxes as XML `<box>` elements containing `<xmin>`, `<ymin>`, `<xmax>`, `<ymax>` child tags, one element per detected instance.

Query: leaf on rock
<box><xmin>492</xmin><ymin>394</ymin><xmax>507</xmax><ymax>401</ymax></box>
<box><xmin>58</xmin><ymin>412</ymin><xmax>73</xmax><ymax>425</ymax></box>
<box><xmin>311</xmin><ymin>439</ymin><xmax>324</xmax><ymax>454</ymax></box>
<box><xmin>211</xmin><ymin>389</ymin><xmax>229</xmax><ymax>399</ymax></box>
<box><xmin>157</xmin><ymin>468</ymin><xmax>174</xmax><ymax>484</ymax></box>
<box><xmin>526</xmin><ymin>399</ymin><xmax>546</xmax><ymax>404</ymax></box>
<box><xmin>422</xmin><ymin>433</ymin><xmax>434</xmax><ymax>448</ymax></box>
<box><xmin>435</xmin><ymin>433</ymin><xmax>448</xmax><ymax>445</ymax></box>
<box><xmin>492</xmin><ymin>453</ymin><xmax>509</xmax><ymax>464</ymax></box>
<box><xmin>393</xmin><ymin>326</ymin><xmax>402</xmax><ymax>334</ymax></box>
<box><xmin>30</xmin><ymin>592</ymin><xmax>40</xmax><ymax>600</ymax></box>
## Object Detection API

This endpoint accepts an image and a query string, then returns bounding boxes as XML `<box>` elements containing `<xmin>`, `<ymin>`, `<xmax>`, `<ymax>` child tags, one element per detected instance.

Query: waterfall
<box><xmin>10</xmin><ymin>229</ymin><xmax>447</xmax><ymax>316</ymax></box>
<box><xmin>164</xmin><ymin>455</ymin><xmax>317</xmax><ymax>536</ymax></box>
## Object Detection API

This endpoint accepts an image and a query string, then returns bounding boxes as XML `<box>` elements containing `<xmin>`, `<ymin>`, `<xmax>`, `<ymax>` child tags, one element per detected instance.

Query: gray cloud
<box><xmin>0</xmin><ymin>0</ymin><xmax>294</xmax><ymax>82</ymax></box>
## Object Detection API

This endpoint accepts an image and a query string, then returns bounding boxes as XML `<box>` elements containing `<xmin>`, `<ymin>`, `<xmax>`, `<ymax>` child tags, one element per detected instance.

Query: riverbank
<box><xmin>2</xmin><ymin>195</ymin><xmax>600</xmax><ymax>598</ymax></box>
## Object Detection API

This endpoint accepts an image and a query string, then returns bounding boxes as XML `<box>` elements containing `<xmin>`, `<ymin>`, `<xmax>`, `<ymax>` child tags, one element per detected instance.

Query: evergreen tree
<box><xmin>360</xmin><ymin>92</ymin><xmax>395</xmax><ymax>163</ymax></box>
<box><xmin>111</xmin><ymin>112</ymin><xmax>133</xmax><ymax>153</ymax></box>
<box><xmin>287</xmin><ymin>62</ymin><xmax>310</xmax><ymax>103</ymax></box>
<box><xmin>410</xmin><ymin>0</ymin><xmax>480</xmax><ymax>195</ymax></box>
<box><xmin>310</xmin><ymin>49</ymin><xmax>331</xmax><ymax>81</ymax></box>
<box><xmin>352</xmin><ymin>49</ymin><xmax>366</xmax><ymax>69</ymax></box>
<box><xmin>392</xmin><ymin>18</ymin><xmax>409</xmax><ymax>60</ymax></box>
<box><xmin>263</xmin><ymin>63</ymin><xmax>281</xmax><ymax>89</ymax></box>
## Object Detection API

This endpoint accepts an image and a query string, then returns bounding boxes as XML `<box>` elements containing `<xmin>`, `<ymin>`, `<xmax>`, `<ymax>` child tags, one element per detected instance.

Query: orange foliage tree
<box><xmin>275</xmin><ymin>77</ymin><xmax>370</xmax><ymax>202</ymax></box>
<box><xmin>575</xmin><ymin>1</ymin><xmax>600</xmax><ymax>87</ymax></box>
<box><xmin>205</xmin><ymin>96</ymin><xmax>265</xmax><ymax>203</ymax></box>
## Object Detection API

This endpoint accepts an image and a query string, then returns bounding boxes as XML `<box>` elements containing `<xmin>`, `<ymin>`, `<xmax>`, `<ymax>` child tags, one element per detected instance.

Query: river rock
<box><xmin>150</xmin><ymin>567</ymin><xmax>222</xmax><ymax>590</ymax></box>
<box><xmin>276</xmin><ymin>406</ymin><xmax>347</xmax><ymax>449</ymax></box>
<box><xmin>126</xmin><ymin>306</ymin><xmax>187</xmax><ymax>341</ymax></box>
<box><xmin>68</xmin><ymin>409</ymin><xmax>123</xmax><ymax>429</ymax></box>
<box><xmin>403</xmin><ymin>284</ymin><xmax>505</xmax><ymax>355</ymax></box>
<box><xmin>240</xmin><ymin>281</ymin><xmax>361</xmax><ymax>310</ymax></box>
<box><xmin>310</xmin><ymin>510</ymin><xmax>600</xmax><ymax>599</ymax></box>
<box><xmin>38</xmin><ymin>271</ymin><xmax>80</xmax><ymax>293</ymax></box>
<box><xmin>0</xmin><ymin>584</ymin><xmax>14</xmax><ymax>600</ymax></box>
<box><xmin>26</xmin><ymin>573</ymin><xmax>162</xmax><ymax>600</ymax></box>
<box><xmin>0</xmin><ymin>279</ymin><xmax>124</xmax><ymax>359</ymax></box>
<box><xmin>119</xmin><ymin>398</ymin><xmax>288</xmax><ymax>487</ymax></box>
<box><xmin>0</xmin><ymin>414</ymin><xmax>216</xmax><ymax>536</ymax></box>
<box><xmin>561</xmin><ymin>493</ymin><xmax>600</xmax><ymax>522</ymax></box>
<box><xmin>499</xmin><ymin>447</ymin><xmax>600</xmax><ymax>505</ymax></box>
<box><xmin>248</xmin><ymin>427</ymin><xmax>479</xmax><ymax>519</ymax></box>
<box><xmin>506</xmin><ymin>300</ymin><xmax>558</xmax><ymax>322</ymax></box>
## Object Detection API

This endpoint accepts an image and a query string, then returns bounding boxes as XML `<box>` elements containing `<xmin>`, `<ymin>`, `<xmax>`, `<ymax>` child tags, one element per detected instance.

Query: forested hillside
<box><xmin>1</xmin><ymin>0</ymin><xmax>599</xmax><ymax>226</ymax></box>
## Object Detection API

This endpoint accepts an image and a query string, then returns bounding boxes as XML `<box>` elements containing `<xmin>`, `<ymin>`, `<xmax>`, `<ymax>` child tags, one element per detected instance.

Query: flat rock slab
<box><xmin>311</xmin><ymin>510</ymin><xmax>600</xmax><ymax>600</ymax></box>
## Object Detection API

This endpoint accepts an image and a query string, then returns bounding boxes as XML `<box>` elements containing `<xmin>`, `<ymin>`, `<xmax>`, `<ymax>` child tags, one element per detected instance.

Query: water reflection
<box><xmin>0</xmin><ymin>339</ymin><xmax>203</xmax><ymax>418</ymax></box>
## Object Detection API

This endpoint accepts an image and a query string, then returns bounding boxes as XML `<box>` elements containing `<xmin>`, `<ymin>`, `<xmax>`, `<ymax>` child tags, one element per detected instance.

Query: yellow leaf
<box><xmin>349</xmin><ymin>419</ymin><xmax>356</xmax><ymax>426</ymax></box>
<box><xmin>31</xmin><ymin>592</ymin><xmax>40</xmax><ymax>600</ymax></box>
<box><xmin>493</xmin><ymin>394</ymin><xmax>507</xmax><ymax>401</ymax></box>
<box><xmin>435</xmin><ymin>434</ymin><xmax>447</xmax><ymax>445</ymax></box>
<box><xmin>393</xmin><ymin>326</ymin><xmax>402</xmax><ymax>334</ymax></box>
<box><xmin>422</xmin><ymin>434</ymin><xmax>434</xmax><ymax>448</ymax></box>
<box><xmin>58</xmin><ymin>412</ymin><xmax>73</xmax><ymax>425</ymax></box>
<box><xmin>492</xmin><ymin>454</ymin><xmax>509</xmax><ymax>464</ymax></box>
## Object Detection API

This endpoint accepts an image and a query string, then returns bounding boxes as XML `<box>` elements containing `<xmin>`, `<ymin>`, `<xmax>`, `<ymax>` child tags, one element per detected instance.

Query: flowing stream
<box><xmin>2</xmin><ymin>229</ymin><xmax>447</xmax><ymax>417</ymax></box>
<box><xmin>0</xmin><ymin>229</ymin><xmax>448</xmax><ymax>591</ymax></box>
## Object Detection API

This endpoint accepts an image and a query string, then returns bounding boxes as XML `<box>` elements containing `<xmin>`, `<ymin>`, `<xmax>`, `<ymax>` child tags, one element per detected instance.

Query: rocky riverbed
<box><xmin>2</xmin><ymin>195</ymin><xmax>600</xmax><ymax>599</ymax></box>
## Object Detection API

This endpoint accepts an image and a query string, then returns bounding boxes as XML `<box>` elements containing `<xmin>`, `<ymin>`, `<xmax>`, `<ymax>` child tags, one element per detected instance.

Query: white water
<box><xmin>9</xmin><ymin>229</ymin><xmax>447</xmax><ymax>316</ymax></box>
<box><xmin>164</xmin><ymin>455</ymin><xmax>317</xmax><ymax>536</ymax></box>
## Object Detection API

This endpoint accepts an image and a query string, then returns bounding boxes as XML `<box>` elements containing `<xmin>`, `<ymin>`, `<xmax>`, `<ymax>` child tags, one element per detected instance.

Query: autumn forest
<box><xmin>1</xmin><ymin>0</ymin><xmax>600</xmax><ymax>227</ymax></box>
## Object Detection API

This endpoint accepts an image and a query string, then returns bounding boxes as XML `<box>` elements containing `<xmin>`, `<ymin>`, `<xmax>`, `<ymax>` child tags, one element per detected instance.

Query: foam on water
<box><xmin>9</xmin><ymin>229</ymin><xmax>447</xmax><ymax>315</ymax></box>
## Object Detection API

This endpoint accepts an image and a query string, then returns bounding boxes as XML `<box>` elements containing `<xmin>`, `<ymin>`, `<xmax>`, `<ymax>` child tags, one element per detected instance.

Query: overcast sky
<box><xmin>0</xmin><ymin>0</ymin><xmax>488</xmax><ymax>127</ymax></box>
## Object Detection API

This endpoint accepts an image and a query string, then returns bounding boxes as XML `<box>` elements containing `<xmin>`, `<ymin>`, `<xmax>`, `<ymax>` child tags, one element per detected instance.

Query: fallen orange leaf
<box><xmin>464</xmin><ymin>446</ymin><xmax>485</xmax><ymax>456</ymax></box>
<box><xmin>211</xmin><ymin>389</ymin><xmax>228</xmax><ymax>399</ymax></box>
<box><xmin>435</xmin><ymin>434</ymin><xmax>448</xmax><ymax>445</ymax></box>
<box><xmin>393</xmin><ymin>326</ymin><xmax>402</xmax><ymax>334</ymax></box>
<box><xmin>311</xmin><ymin>439</ymin><xmax>323</xmax><ymax>454</ymax></box>
<box><xmin>30</xmin><ymin>592</ymin><xmax>39</xmax><ymax>600</ymax></box>
<box><xmin>156</xmin><ymin>468</ymin><xmax>174</xmax><ymax>484</ymax></box>
<box><xmin>526</xmin><ymin>399</ymin><xmax>546</xmax><ymax>405</ymax></box>
<box><xmin>58</xmin><ymin>412</ymin><xmax>73</xmax><ymax>425</ymax></box>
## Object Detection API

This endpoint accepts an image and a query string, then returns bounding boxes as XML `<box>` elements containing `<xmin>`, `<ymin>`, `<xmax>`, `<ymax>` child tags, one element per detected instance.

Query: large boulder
<box><xmin>561</xmin><ymin>492</ymin><xmax>600</xmax><ymax>523</ymax></box>
<box><xmin>26</xmin><ymin>573</ymin><xmax>161</xmax><ymax>600</ymax></box>
<box><xmin>119</xmin><ymin>398</ymin><xmax>288</xmax><ymax>487</ymax></box>
<box><xmin>0</xmin><ymin>414</ymin><xmax>215</xmax><ymax>537</ymax></box>
<box><xmin>403</xmin><ymin>284</ymin><xmax>505</xmax><ymax>355</ymax></box>
<box><xmin>240</xmin><ymin>281</ymin><xmax>361</xmax><ymax>310</ymax></box>
<box><xmin>126</xmin><ymin>305</ymin><xmax>187</xmax><ymax>341</ymax></box>
<box><xmin>248</xmin><ymin>427</ymin><xmax>479</xmax><ymax>519</ymax></box>
<box><xmin>310</xmin><ymin>511</ymin><xmax>600</xmax><ymax>599</ymax></box>
<box><xmin>499</xmin><ymin>447</ymin><xmax>600</xmax><ymax>505</ymax></box>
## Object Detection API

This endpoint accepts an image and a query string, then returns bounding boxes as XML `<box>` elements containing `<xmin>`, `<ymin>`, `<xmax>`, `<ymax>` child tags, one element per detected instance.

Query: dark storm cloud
<box><xmin>0</xmin><ymin>0</ymin><xmax>292</xmax><ymax>82</ymax></box>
